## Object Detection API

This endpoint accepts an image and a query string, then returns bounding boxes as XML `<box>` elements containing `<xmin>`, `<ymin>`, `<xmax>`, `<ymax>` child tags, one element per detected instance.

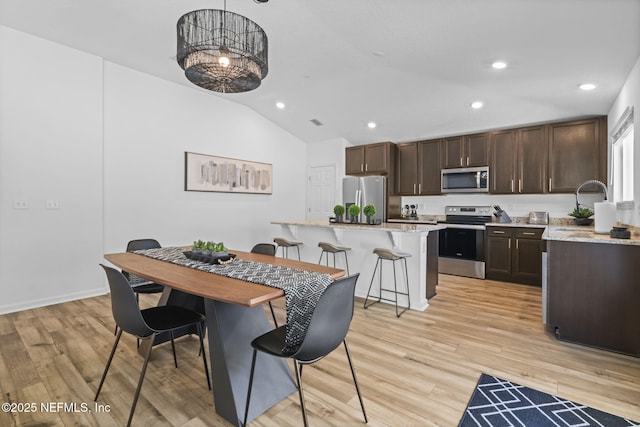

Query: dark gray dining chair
<box><xmin>96</xmin><ymin>264</ymin><xmax>211</xmax><ymax>427</ymax></box>
<box><xmin>243</xmin><ymin>273</ymin><xmax>367</xmax><ymax>426</ymax></box>
<box><xmin>250</xmin><ymin>243</ymin><xmax>279</xmax><ymax>327</ymax></box>
<box><xmin>124</xmin><ymin>239</ymin><xmax>165</xmax><ymax>300</ymax></box>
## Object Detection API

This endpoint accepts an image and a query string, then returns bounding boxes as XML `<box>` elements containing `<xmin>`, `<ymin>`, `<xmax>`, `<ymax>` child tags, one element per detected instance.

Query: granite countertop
<box><xmin>272</xmin><ymin>219</ymin><xmax>445</xmax><ymax>233</ymax></box>
<box><xmin>543</xmin><ymin>225</ymin><xmax>640</xmax><ymax>246</ymax></box>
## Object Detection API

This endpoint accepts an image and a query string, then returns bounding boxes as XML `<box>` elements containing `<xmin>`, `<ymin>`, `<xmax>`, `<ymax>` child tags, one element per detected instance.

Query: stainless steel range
<box><xmin>438</xmin><ymin>206</ymin><xmax>492</xmax><ymax>279</ymax></box>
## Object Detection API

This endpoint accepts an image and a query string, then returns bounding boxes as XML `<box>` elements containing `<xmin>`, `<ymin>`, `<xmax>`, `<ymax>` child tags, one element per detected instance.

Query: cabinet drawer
<box><xmin>487</xmin><ymin>227</ymin><xmax>514</xmax><ymax>237</ymax></box>
<box><xmin>516</xmin><ymin>228</ymin><xmax>544</xmax><ymax>239</ymax></box>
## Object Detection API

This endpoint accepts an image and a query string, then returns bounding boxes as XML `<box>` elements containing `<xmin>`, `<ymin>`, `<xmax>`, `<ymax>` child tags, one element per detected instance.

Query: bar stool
<box><xmin>317</xmin><ymin>242</ymin><xmax>351</xmax><ymax>275</ymax></box>
<box><xmin>364</xmin><ymin>248</ymin><xmax>411</xmax><ymax>317</ymax></box>
<box><xmin>273</xmin><ymin>237</ymin><xmax>303</xmax><ymax>261</ymax></box>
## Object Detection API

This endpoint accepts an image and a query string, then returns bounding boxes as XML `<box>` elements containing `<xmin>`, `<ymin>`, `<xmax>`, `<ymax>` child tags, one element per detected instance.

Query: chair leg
<box><xmin>170</xmin><ymin>331</ymin><xmax>178</xmax><ymax>368</ymax></box>
<box><xmin>243</xmin><ymin>349</ymin><xmax>258</xmax><ymax>427</ymax></box>
<box><xmin>318</xmin><ymin>251</ymin><xmax>324</xmax><ymax>266</ymax></box>
<box><xmin>196</xmin><ymin>322</ymin><xmax>211</xmax><ymax>390</ymax></box>
<box><xmin>95</xmin><ymin>328</ymin><xmax>123</xmax><ymax>401</ymax></box>
<box><xmin>343</xmin><ymin>339</ymin><xmax>368</xmax><ymax>423</ymax></box>
<box><xmin>293</xmin><ymin>359</ymin><xmax>309</xmax><ymax>427</ymax></box>
<box><xmin>127</xmin><ymin>334</ymin><xmax>155</xmax><ymax>427</ymax></box>
<box><xmin>404</xmin><ymin>257</ymin><xmax>411</xmax><ymax>312</ymax></box>
<box><xmin>364</xmin><ymin>258</ymin><xmax>381</xmax><ymax>309</ymax></box>
<box><xmin>392</xmin><ymin>260</ymin><xmax>399</xmax><ymax>317</ymax></box>
<box><xmin>343</xmin><ymin>251</ymin><xmax>350</xmax><ymax>276</ymax></box>
<box><xmin>295</xmin><ymin>245</ymin><xmax>301</xmax><ymax>261</ymax></box>
<box><xmin>268</xmin><ymin>302</ymin><xmax>279</xmax><ymax>328</ymax></box>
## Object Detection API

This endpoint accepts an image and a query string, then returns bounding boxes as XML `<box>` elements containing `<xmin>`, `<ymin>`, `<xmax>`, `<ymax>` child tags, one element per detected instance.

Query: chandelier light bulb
<box><xmin>218</xmin><ymin>55</ymin><xmax>230</xmax><ymax>67</ymax></box>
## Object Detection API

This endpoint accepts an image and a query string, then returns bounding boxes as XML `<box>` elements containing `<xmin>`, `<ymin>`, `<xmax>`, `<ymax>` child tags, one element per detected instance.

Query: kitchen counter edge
<box><xmin>272</xmin><ymin>220</ymin><xmax>445</xmax><ymax>233</ymax></box>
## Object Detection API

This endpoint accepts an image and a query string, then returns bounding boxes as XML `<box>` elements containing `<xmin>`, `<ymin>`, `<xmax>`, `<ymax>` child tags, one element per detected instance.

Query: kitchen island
<box><xmin>543</xmin><ymin>225</ymin><xmax>640</xmax><ymax>357</ymax></box>
<box><xmin>271</xmin><ymin>220</ymin><xmax>445</xmax><ymax>311</ymax></box>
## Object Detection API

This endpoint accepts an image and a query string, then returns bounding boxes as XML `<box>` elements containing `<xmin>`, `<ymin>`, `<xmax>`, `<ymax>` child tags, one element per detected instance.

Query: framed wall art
<box><xmin>184</xmin><ymin>152</ymin><xmax>273</xmax><ymax>194</ymax></box>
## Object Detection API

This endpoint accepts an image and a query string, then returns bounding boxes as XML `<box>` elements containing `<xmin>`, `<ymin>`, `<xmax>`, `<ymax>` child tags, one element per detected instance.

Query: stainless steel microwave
<box><xmin>441</xmin><ymin>166</ymin><xmax>489</xmax><ymax>193</ymax></box>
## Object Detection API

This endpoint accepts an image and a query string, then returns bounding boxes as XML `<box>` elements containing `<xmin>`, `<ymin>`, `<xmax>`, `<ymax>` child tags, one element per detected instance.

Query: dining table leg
<box><xmin>204</xmin><ymin>298</ymin><xmax>296</xmax><ymax>426</ymax></box>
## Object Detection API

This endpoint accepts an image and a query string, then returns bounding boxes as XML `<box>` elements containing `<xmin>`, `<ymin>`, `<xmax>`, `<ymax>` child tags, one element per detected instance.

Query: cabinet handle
<box><xmin>516</xmin><ymin>239</ymin><xmax>519</xmax><ymax>250</ymax></box>
<box><xmin>361</xmin><ymin>164</ymin><xmax>364</xmax><ymax>172</ymax></box>
<box><xmin>365</xmin><ymin>163</ymin><xmax>368</xmax><ymax>172</ymax></box>
<box><xmin>413</xmin><ymin>183</ymin><xmax>416</xmax><ymax>194</ymax></box>
<box><xmin>466</xmin><ymin>156</ymin><xmax>469</xmax><ymax>166</ymax></box>
<box><xmin>511</xmin><ymin>179</ymin><xmax>514</xmax><ymax>192</ymax></box>
<box><xmin>519</xmin><ymin>179</ymin><xmax>522</xmax><ymax>193</ymax></box>
<box><xmin>418</xmin><ymin>183</ymin><xmax>422</xmax><ymax>193</ymax></box>
<box><xmin>549</xmin><ymin>178</ymin><xmax>552</xmax><ymax>191</ymax></box>
<box><xmin>460</xmin><ymin>157</ymin><xmax>463</xmax><ymax>167</ymax></box>
<box><xmin>508</xmin><ymin>240</ymin><xmax>511</xmax><ymax>249</ymax></box>
<box><xmin>523</xmin><ymin>232</ymin><xmax>535</xmax><ymax>235</ymax></box>
<box><xmin>493</xmin><ymin>230</ymin><xmax>506</xmax><ymax>234</ymax></box>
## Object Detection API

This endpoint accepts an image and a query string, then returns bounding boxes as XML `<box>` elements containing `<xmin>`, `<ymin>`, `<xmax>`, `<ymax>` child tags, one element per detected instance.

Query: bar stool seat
<box><xmin>318</xmin><ymin>242</ymin><xmax>351</xmax><ymax>275</ymax></box>
<box><xmin>364</xmin><ymin>248</ymin><xmax>412</xmax><ymax>317</ymax></box>
<box><xmin>274</xmin><ymin>237</ymin><xmax>303</xmax><ymax>261</ymax></box>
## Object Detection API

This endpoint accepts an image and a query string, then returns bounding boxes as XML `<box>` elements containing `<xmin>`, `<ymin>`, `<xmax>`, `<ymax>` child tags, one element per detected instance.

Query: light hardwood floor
<box><xmin>1</xmin><ymin>274</ymin><xmax>638</xmax><ymax>426</ymax></box>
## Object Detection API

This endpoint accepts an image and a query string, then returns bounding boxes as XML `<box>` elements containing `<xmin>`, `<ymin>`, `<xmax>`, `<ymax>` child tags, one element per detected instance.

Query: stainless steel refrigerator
<box><xmin>343</xmin><ymin>176</ymin><xmax>386</xmax><ymax>223</ymax></box>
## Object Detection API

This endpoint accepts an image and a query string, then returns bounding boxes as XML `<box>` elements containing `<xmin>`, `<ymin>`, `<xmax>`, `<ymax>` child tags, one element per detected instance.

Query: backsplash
<box><xmin>398</xmin><ymin>193</ymin><xmax>640</xmax><ymax>226</ymax></box>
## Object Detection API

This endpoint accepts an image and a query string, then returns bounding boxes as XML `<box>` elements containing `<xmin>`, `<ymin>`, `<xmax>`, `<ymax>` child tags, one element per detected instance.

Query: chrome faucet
<box><xmin>575</xmin><ymin>179</ymin><xmax>608</xmax><ymax>210</ymax></box>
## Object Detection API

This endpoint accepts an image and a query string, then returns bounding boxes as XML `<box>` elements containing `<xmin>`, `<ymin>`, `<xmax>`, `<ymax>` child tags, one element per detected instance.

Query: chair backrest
<box><xmin>250</xmin><ymin>243</ymin><xmax>276</xmax><ymax>256</ymax></box>
<box><xmin>100</xmin><ymin>264</ymin><xmax>154</xmax><ymax>338</ymax></box>
<box><xmin>126</xmin><ymin>238</ymin><xmax>161</xmax><ymax>252</ymax></box>
<box><xmin>293</xmin><ymin>273</ymin><xmax>359</xmax><ymax>362</ymax></box>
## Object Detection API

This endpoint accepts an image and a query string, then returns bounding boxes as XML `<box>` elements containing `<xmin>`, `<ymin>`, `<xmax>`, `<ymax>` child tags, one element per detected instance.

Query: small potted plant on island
<box><xmin>569</xmin><ymin>206</ymin><xmax>594</xmax><ymax>226</ymax></box>
<box><xmin>348</xmin><ymin>204</ymin><xmax>360</xmax><ymax>223</ymax></box>
<box><xmin>333</xmin><ymin>204</ymin><xmax>345</xmax><ymax>222</ymax></box>
<box><xmin>363</xmin><ymin>204</ymin><xmax>377</xmax><ymax>224</ymax></box>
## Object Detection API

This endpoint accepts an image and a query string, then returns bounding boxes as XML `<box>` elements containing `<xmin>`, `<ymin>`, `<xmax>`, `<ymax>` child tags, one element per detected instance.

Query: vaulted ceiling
<box><xmin>2</xmin><ymin>0</ymin><xmax>639</xmax><ymax>144</ymax></box>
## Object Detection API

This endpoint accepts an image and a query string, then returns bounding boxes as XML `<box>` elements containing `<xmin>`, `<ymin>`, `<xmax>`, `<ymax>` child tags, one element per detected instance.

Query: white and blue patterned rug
<box><xmin>459</xmin><ymin>374</ymin><xmax>639</xmax><ymax>427</ymax></box>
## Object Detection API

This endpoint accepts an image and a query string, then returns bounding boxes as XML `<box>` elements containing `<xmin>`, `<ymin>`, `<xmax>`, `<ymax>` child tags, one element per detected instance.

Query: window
<box><xmin>611</xmin><ymin>107</ymin><xmax>634</xmax><ymax>203</ymax></box>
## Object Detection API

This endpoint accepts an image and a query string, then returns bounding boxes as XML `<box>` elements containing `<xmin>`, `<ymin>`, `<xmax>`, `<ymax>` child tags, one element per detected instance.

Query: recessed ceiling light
<box><xmin>491</xmin><ymin>61</ymin><xmax>507</xmax><ymax>69</ymax></box>
<box><xmin>367</xmin><ymin>122</ymin><xmax>377</xmax><ymax>129</ymax></box>
<box><xmin>470</xmin><ymin>101</ymin><xmax>484</xmax><ymax>109</ymax></box>
<box><xmin>275</xmin><ymin>101</ymin><xmax>285</xmax><ymax>109</ymax></box>
<box><xmin>579</xmin><ymin>83</ymin><xmax>597</xmax><ymax>91</ymax></box>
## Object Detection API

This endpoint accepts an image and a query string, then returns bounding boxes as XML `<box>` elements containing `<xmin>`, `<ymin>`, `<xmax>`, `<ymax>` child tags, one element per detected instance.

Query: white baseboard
<box><xmin>0</xmin><ymin>286</ymin><xmax>108</xmax><ymax>315</ymax></box>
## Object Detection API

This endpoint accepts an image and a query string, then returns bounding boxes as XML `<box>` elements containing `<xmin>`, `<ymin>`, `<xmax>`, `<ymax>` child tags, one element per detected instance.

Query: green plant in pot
<box><xmin>348</xmin><ymin>204</ymin><xmax>360</xmax><ymax>223</ymax></box>
<box><xmin>363</xmin><ymin>204</ymin><xmax>377</xmax><ymax>224</ymax></box>
<box><xmin>569</xmin><ymin>206</ymin><xmax>594</xmax><ymax>225</ymax></box>
<box><xmin>333</xmin><ymin>204</ymin><xmax>345</xmax><ymax>222</ymax></box>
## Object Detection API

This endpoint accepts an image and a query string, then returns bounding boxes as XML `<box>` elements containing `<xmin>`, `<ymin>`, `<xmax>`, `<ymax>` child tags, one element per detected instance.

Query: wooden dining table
<box><xmin>104</xmin><ymin>249</ymin><xmax>345</xmax><ymax>427</ymax></box>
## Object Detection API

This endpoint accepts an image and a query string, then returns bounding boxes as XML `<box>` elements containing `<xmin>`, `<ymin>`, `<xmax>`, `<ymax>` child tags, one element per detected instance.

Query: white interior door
<box><xmin>307</xmin><ymin>164</ymin><xmax>336</xmax><ymax>220</ymax></box>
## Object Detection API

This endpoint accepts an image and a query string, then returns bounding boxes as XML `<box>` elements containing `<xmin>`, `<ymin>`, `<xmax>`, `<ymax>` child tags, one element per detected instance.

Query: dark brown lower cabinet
<box><xmin>547</xmin><ymin>239</ymin><xmax>640</xmax><ymax>357</ymax></box>
<box><xmin>486</xmin><ymin>226</ymin><xmax>543</xmax><ymax>286</ymax></box>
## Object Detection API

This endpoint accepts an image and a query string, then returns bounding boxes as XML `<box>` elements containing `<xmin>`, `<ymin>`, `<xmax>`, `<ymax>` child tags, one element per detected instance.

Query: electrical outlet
<box><xmin>46</xmin><ymin>200</ymin><xmax>60</xmax><ymax>210</ymax></box>
<box><xmin>14</xmin><ymin>199</ymin><xmax>28</xmax><ymax>209</ymax></box>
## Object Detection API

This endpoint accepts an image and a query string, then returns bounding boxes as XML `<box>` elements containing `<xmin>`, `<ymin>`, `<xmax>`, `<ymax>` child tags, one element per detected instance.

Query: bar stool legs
<box><xmin>273</xmin><ymin>237</ymin><xmax>303</xmax><ymax>261</ymax></box>
<box><xmin>317</xmin><ymin>242</ymin><xmax>351</xmax><ymax>275</ymax></box>
<box><xmin>364</xmin><ymin>248</ymin><xmax>411</xmax><ymax>317</ymax></box>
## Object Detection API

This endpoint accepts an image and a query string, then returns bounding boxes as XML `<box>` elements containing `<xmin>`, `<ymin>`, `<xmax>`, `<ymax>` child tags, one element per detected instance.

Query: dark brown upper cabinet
<box><xmin>396</xmin><ymin>139</ymin><xmax>442</xmax><ymax>195</ymax></box>
<box><xmin>443</xmin><ymin>133</ymin><xmax>489</xmax><ymax>169</ymax></box>
<box><xmin>345</xmin><ymin>142</ymin><xmax>394</xmax><ymax>175</ymax></box>
<box><xmin>491</xmin><ymin>126</ymin><xmax>547</xmax><ymax>194</ymax></box>
<box><xmin>548</xmin><ymin>117</ymin><xmax>607</xmax><ymax>193</ymax></box>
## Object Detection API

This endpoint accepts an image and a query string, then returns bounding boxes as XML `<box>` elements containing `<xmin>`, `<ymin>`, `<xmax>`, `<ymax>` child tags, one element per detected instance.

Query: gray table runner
<box><xmin>134</xmin><ymin>247</ymin><xmax>333</xmax><ymax>350</ymax></box>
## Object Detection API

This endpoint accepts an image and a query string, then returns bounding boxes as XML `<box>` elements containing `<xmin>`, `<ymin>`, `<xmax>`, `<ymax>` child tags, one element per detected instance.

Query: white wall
<box><xmin>0</xmin><ymin>26</ymin><xmax>308</xmax><ymax>314</ymax></box>
<box><xmin>0</xmin><ymin>26</ymin><xmax>105</xmax><ymax>314</ymax></box>
<box><xmin>608</xmin><ymin>53</ymin><xmax>640</xmax><ymax>226</ymax></box>
<box><xmin>103</xmin><ymin>62</ymin><xmax>307</xmax><ymax>253</ymax></box>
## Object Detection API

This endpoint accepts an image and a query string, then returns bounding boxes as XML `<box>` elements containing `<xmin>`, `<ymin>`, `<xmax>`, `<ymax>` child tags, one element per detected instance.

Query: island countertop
<box><xmin>543</xmin><ymin>225</ymin><xmax>640</xmax><ymax>246</ymax></box>
<box><xmin>271</xmin><ymin>219</ymin><xmax>445</xmax><ymax>233</ymax></box>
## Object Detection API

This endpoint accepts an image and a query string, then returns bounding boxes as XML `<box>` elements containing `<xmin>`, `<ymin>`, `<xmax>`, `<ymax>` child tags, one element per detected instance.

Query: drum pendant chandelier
<box><xmin>176</xmin><ymin>4</ymin><xmax>268</xmax><ymax>93</ymax></box>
